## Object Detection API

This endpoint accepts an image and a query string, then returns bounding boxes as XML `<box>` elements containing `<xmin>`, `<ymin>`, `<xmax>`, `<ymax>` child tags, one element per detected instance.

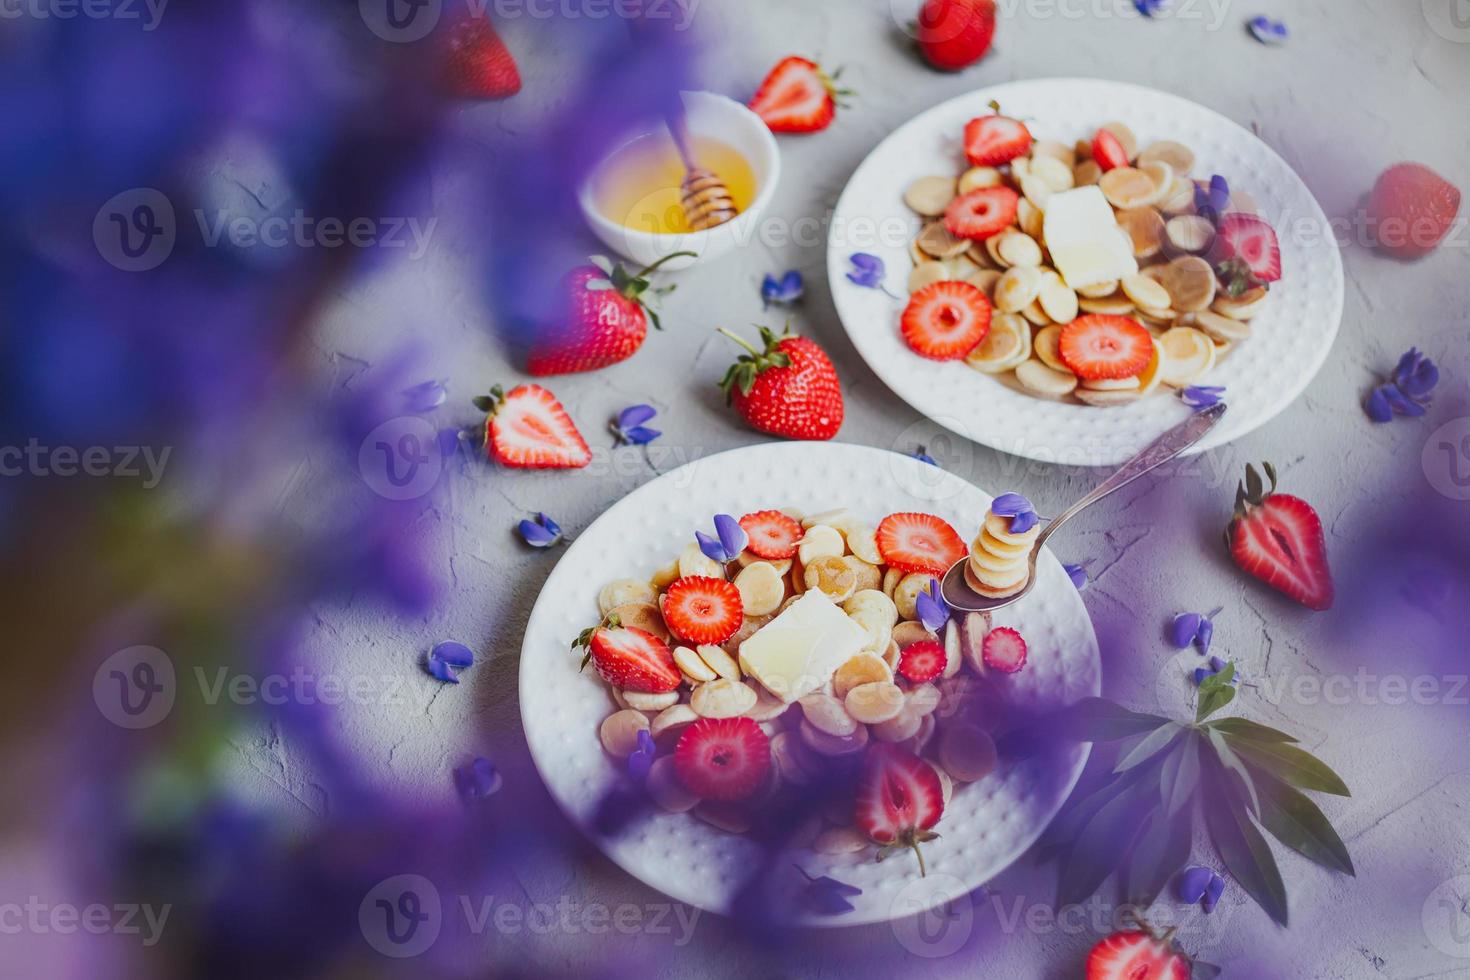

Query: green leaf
<box><xmin>1124</xmin><ymin>804</ymin><xmax>1193</xmax><ymax>908</ymax></box>
<box><xmin>1057</xmin><ymin>785</ymin><xmax>1154</xmax><ymax>908</ymax></box>
<box><xmin>1252</xmin><ymin>768</ymin><xmax>1355</xmax><ymax>876</ymax></box>
<box><xmin>1204</xmin><ymin>759</ymin><xmax>1290</xmax><ymax>927</ymax></box>
<box><xmin>1206</xmin><ymin>718</ymin><xmax>1298</xmax><ymax>744</ymax></box>
<box><xmin>471</xmin><ymin>396</ymin><xmax>495</xmax><ymax>413</ymax></box>
<box><xmin>1206</xmin><ymin>727</ymin><xmax>1261</xmax><ymax>817</ymax></box>
<box><xmin>1049</xmin><ymin>698</ymin><xmax>1172</xmax><ymax>743</ymax></box>
<box><xmin>1228</xmin><ymin>738</ymin><xmax>1350</xmax><ymax>797</ymax></box>
<box><xmin>1115</xmin><ymin>723</ymin><xmax>1182</xmax><ymax>773</ymax></box>
<box><xmin>1160</xmin><ymin>732</ymin><xmax>1201</xmax><ymax>818</ymax></box>
<box><xmin>1245</xmin><ymin>464</ymin><xmax>1263</xmax><ymax>501</ymax></box>
<box><xmin>1196</xmin><ymin>664</ymin><xmax>1238</xmax><ymax>722</ymax></box>
<box><xmin>1035</xmin><ymin>765</ymin><xmax>1152</xmax><ymax>865</ymax></box>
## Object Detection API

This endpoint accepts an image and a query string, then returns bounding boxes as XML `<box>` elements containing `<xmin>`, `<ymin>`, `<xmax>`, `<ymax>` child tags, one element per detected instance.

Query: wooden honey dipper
<box><xmin>667</xmin><ymin>110</ymin><xmax>739</xmax><ymax>232</ymax></box>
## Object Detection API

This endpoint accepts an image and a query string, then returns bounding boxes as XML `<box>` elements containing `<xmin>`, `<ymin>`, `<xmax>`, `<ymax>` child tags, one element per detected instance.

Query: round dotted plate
<box><xmin>827</xmin><ymin>79</ymin><xmax>1345</xmax><ymax>467</ymax></box>
<box><xmin>518</xmin><ymin>443</ymin><xmax>1100</xmax><ymax>925</ymax></box>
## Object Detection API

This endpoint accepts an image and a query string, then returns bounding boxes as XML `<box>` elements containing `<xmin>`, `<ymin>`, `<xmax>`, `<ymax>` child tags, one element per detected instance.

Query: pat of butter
<box><xmin>1043</xmin><ymin>186</ymin><xmax>1139</xmax><ymax>290</ymax></box>
<box><xmin>738</xmin><ymin>591</ymin><xmax>869</xmax><ymax>703</ymax></box>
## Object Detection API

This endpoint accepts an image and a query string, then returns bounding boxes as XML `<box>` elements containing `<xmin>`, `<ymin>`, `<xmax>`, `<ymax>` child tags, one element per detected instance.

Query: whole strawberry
<box><xmin>1366</xmin><ymin>162</ymin><xmax>1461</xmax><ymax>260</ymax></box>
<box><xmin>717</xmin><ymin>326</ymin><xmax>844</xmax><ymax>440</ymax></box>
<box><xmin>441</xmin><ymin>16</ymin><xmax>521</xmax><ymax>100</ymax></box>
<box><xmin>528</xmin><ymin>252</ymin><xmax>693</xmax><ymax>376</ymax></box>
<box><xmin>916</xmin><ymin>0</ymin><xmax>997</xmax><ymax>72</ymax></box>
<box><xmin>1227</xmin><ymin>462</ymin><xmax>1333</xmax><ymax>611</ymax></box>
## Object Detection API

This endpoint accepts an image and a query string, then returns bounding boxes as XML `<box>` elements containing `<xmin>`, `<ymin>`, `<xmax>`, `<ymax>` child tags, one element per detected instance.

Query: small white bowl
<box><xmin>579</xmin><ymin>91</ymin><xmax>780</xmax><ymax>271</ymax></box>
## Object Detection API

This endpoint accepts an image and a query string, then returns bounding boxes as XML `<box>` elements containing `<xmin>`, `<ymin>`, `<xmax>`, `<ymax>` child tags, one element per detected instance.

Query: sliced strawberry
<box><xmin>480</xmin><ymin>384</ymin><xmax>591</xmax><ymax>469</ymax></box>
<box><xmin>674</xmin><ymin>717</ymin><xmax>771</xmax><ymax>801</ymax></box>
<box><xmin>1366</xmin><ymin>162</ymin><xmax>1462</xmax><ymax>259</ymax></box>
<box><xmin>901</xmin><ymin>281</ymin><xmax>992</xmax><ymax>361</ymax></box>
<box><xmin>1086</xmin><ymin>930</ymin><xmax>1191</xmax><ymax>980</ymax></box>
<box><xmin>1091</xmin><ymin>128</ymin><xmax>1130</xmax><ymax>172</ymax></box>
<box><xmin>964</xmin><ymin>112</ymin><xmax>1033</xmax><ymax>166</ymax></box>
<box><xmin>662</xmin><ymin>576</ymin><xmax>744</xmax><ymax>645</ymax></box>
<box><xmin>981</xmin><ymin>626</ymin><xmax>1028</xmax><ymax>674</ymax></box>
<box><xmin>854</xmin><ymin>745</ymin><xmax>944</xmax><ymax>876</ymax></box>
<box><xmin>748</xmin><ymin>57</ymin><xmax>846</xmax><ymax>134</ymax></box>
<box><xmin>1228</xmin><ymin>464</ymin><xmax>1333</xmax><ymax>611</ymax></box>
<box><xmin>898</xmin><ymin>639</ymin><xmax>947</xmax><ymax>683</ymax></box>
<box><xmin>1211</xmin><ymin>213</ymin><xmax>1282</xmax><ymax>290</ymax></box>
<box><xmin>944</xmin><ymin>186</ymin><xmax>1019</xmax><ymax>241</ymax></box>
<box><xmin>1058</xmin><ymin>315</ymin><xmax>1153</xmax><ymax>381</ymax></box>
<box><xmin>739</xmin><ymin>510</ymin><xmax>804</xmax><ymax>560</ymax></box>
<box><xmin>876</xmin><ymin>513</ymin><xmax>967</xmax><ymax>575</ymax></box>
<box><xmin>575</xmin><ymin>625</ymin><xmax>680</xmax><ymax>693</ymax></box>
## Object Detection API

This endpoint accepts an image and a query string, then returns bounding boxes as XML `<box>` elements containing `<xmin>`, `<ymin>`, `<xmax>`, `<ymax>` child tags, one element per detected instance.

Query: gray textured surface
<box><xmin>236</xmin><ymin>1</ymin><xmax>1470</xmax><ymax>975</ymax></box>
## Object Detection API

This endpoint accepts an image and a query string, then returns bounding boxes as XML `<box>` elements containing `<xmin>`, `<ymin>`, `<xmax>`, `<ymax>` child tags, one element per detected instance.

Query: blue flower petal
<box><xmin>990</xmin><ymin>492</ymin><xmax>1033</xmax><ymax>518</ymax></box>
<box><xmin>912</xmin><ymin>448</ymin><xmax>939</xmax><ymax>467</ymax></box>
<box><xmin>696</xmin><ymin>530</ymin><xmax>727</xmax><ymax>564</ymax></box>
<box><xmin>456</xmin><ymin>757</ymin><xmax>502</xmax><ymax>801</ymax></box>
<box><xmin>618</xmin><ymin>404</ymin><xmax>658</xmax><ymax>430</ymax></box>
<box><xmin>1009</xmin><ymin>510</ymin><xmax>1039</xmax><ymax>535</ymax></box>
<box><xmin>627</xmin><ymin>749</ymin><xmax>653</xmax><ymax>782</ymax></box>
<box><xmin>1248</xmin><ymin>15</ymin><xmax>1288</xmax><ymax>45</ymax></box>
<box><xmin>714</xmin><ymin>513</ymin><xmax>748</xmax><ymax>560</ymax></box>
<box><xmin>1195</xmin><ymin>616</ymin><xmax>1214</xmax><ymax>656</ymax></box>
<box><xmin>623</xmin><ymin>426</ymin><xmax>662</xmax><ymax>445</ymax></box>
<box><xmin>433</xmin><ymin>641</ymin><xmax>475</xmax><ymax>668</ymax></box>
<box><xmin>1193</xmin><ymin>667</ymin><xmax>1211</xmax><ymax>686</ymax></box>
<box><xmin>428</xmin><ymin>658</ymin><xmax>460</xmax><ymax>683</ymax></box>
<box><xmin>1064</xmin><ymin>563</ymin><xmax>1089</xmax><ymax>591</ymax></box>
<box><xmin>403</xmin><ymin>379</ymin><xmax>449</xmax><ymax>413</ymax></box>
<box><xmin>1365</xmin><ymin>386</ymin><xmax>1394</xmax><ymax>423</ymax></box>
<box><xmin>847</xmin><ymin>253</ymin><xmax>887</xmax><ymax>289</ymax></box>
<box><xmin>637</xmin><ymin>729</ymin><xmax>655</xmax><ymax>755</ymax></box>
<box><xmin>519</xmin><ymin>519</ymin><xmax>561</xmax><ymax>547</ymax></box>
<box><xmin>1171</xmin><ymin>613</ymin><xmax>1202</xmax><ymax>649</ymax></box>
<box><xmin>1177</xmin><ymin>865</ymin><xmax>1214</xmax><ymax>904</ymax></box>
<box><xmin>538</xmin><ymin>513</ymin><xmax>562</xmax><ymax>537</ymax></box>
<box><xmin>1202</xmin><ymin>873</ymin><xmax>1226</xmax><ymax>913</ymax></box>
<box><xmin>916</xmin><ymin>579</ymin><xmax>950</xmax><ymax>634</ymax></box>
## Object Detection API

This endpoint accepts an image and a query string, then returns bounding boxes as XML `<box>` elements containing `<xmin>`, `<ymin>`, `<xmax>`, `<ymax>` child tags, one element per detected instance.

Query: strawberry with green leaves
<box><xmin>718</xmin><ymin>326</ymin><xmax>844</xmax><ymax>440</ymax></box>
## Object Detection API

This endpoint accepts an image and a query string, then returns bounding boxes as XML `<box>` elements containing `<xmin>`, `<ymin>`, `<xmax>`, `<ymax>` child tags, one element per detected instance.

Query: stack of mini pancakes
<box><xmin>963</xmin><ymin>510</ymin><xmax>1040</xmax><ymax>598</ymax></box>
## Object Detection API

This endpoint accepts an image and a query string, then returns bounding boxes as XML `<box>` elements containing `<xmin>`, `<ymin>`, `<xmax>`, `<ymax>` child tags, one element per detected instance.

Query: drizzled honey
<box><xmin>593</xmin><ymin>132</ymin><xmax>757</xmax><ymax>235</ymax></box>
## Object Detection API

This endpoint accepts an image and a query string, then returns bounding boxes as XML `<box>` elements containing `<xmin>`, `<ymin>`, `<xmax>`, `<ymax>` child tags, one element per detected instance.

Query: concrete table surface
<box><xmin>234</xmin><ymin>2</ymin><xmax>1470</xmax><ymax>976</ymax></box>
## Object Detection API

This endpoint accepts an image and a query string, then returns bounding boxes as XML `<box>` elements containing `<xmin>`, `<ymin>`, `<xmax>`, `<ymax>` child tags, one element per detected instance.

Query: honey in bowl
<box><xmin>593</xmin><ymin>131</ymin><xmax>757</xmax><ymax>236</ymax></box>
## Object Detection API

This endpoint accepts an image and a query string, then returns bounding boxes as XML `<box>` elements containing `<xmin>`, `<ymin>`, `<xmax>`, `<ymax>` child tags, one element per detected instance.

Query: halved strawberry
<box><xmin>876</xmin><ymin>513</ymin><xmax>967</xmax><ymax>575</ymax></box>
<box><xmin>964</xmin><ymin>111</ymin><xmax>1033</xmax><ymax>166</ymax></box>
<box><xmin>898</xmin><ymin>639</ymin><xmax>947</xmax><ymax>683</ymax></box>
<box><xmin>981</xmin><ymin>626</ymin><xmax>1028</xmax><ymax>674</ymax></box>
<box><xmin>573</xmin><ymin>623</ymin><xmax>680</xmax><ymax>693</ymax></box>
<box><xmin>1086</xmin><ymin>930</ymin><xmax>1190</xmax><ymax>980</ymax></box>
<box><xmin>1091</xmin><ymin>128</ymin><xmax>1130</xmax><ymax>172</ymax></box>
<box><xmin>854</xmin><ymin>746</ymin><xmax>944</xmax><ymax>876</ymax></box>
<box><xmin>1058</xmin><ymin>315</ymin><xmax>1153</xmax><ymax>381</ymax></box>
<box><xmin>1228</xmin><ymin>463</ymin><xmax>1333</xmax><ymax>611</ymax></box>
<box><xmin>477</xmin><ymin>384</ymin><xmax>591</xmax><ymax>469</ymax></box>
<box><xmin>674</xmin><ymin>717</ymin><xmax>771</xmax><ymax>801</ymax></box>
<box><xmin>901</xmin><ymin>281</ymin><xmax>992</xmax><ymax>361</ymax></box>
<box><xmin>1211</xmin><ymin>213</ymin><xmax>1282</xmax><ymax>294</ymax></box>
<box><xmin>748</xmin><ymin>57</ymin><xmax>849</xmax><ymax>134</ymax></box>
<box><xmin>662</xmin><ymin>576</ymin><xmax>744</xmax><ymax>645</ymax></box>
<box><xmin>944</xmin><ymin>186</ymin><xmax>1020</xmax><ymax>241</ymax></box>
<box><xmin>739</xmin><ymin>510</ymin><xmax>804</xmax><ymax>560</ymax></box>
<box><xmin>1366</xmin><ymin>162</ymin><xmax>1462</xmax><ymax>260</ymax></box>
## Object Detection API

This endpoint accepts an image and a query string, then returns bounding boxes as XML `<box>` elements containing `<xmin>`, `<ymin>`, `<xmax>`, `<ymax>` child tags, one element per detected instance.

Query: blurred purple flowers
<box><xmin>518</xmin><ymin>513</ymin><xmax>566</xmax><ymax>548</ymax></box>
<box><xmin>426</xmin><ymin>641</ymin><xmax>476</xmax><ymax>684</ymax></box>
<box><xmin>1133</xmin><ymin>0</ymin><xmax>1171</xmax><ymax>17</ymax></box>
<box><xmin>991</xmin><ymin>492</ymin><xmax>1039</xmax><ymax>535</ymax></box>
<box><xmin>1366</xmin><ymin>348</ymin><xmax>1438</xmax><ymax>422</ymax></box>
<box><xmin>1194</xmin><ymin>175</ymin><xmax>1230</xmax><ymax>224</ymax></box>
<box><xmin>627</xmin><ymin>729</ymin><xmax>657</xmax><ymax>782</ymax></box>
<box><xmin>762</xmin><ymin>270</ymin><xmax>805</xmax><ymax>309</ymax></box>
<box><xmin>612</xmin><ymin>404</ymin><xmax>662</xmax><ymax>445</ymax></box>
<box><xmin>697</xmin><ymin>514</ymin><xmax>748</xmax><ymax>564</ymax></box>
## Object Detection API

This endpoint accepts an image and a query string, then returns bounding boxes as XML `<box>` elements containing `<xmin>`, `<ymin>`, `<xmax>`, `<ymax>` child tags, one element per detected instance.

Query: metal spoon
<box><xmin>940</xmin><ymin>402</ymin><xmax>1228</xmax><ymax>614</ymax></box>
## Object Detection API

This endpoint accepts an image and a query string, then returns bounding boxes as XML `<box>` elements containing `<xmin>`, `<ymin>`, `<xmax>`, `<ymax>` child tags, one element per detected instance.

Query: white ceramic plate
<box><xmin>519</xmin><ymin>443</ymin><xmax>1100</xmax><ymax>925</ymax></box>
<box><xmin>827</xmin><ymin>78</ymin><xmax>1345</xmax><ymax>467</ymax></box>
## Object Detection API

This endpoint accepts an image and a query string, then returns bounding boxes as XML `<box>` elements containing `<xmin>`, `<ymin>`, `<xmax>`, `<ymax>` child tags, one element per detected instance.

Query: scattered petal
<box><xmin>1171</xmin><ymin>613</ymin><xmax>1202</xmax><ymax>650</ymax></box>
<box><xmin>1195</xmin><ymin>616</ymin><xmax>1215</xmax><ymax>656</ymax></box>
<box><xmin>1202</xmin><ymin>872</ymin><xmax>1226</xmax><ymax>913</ymax></box>
<box><xmin>613</xmin><ymin>405</ymin><xmax>662</xmax><ymax>445</ymax></box>
<box><xmin>455</xmin><ymin>757</ymin><xmax>502</xmax><ymax>801</ymax></box>
<box><xmin>990</xmin><ymin>492</ymin><xmax>1034</xmax><ymax>518</ymax></box>
<box><xmin>403</xmin><ymin>379</ymin><xmax>449</xmax><ymax>413</ymax></box>
<box><xmin>1177</xmin><ymin>866</ymin><xmax>1214</xmax><ymax>904</ymax></box>
<box><xmin>426</xmin><ymin>640</ymin><xmax>475</xmax><ymax>683</ymax></box>
<box><xmin>1365</xmin><ymin>386</ymin><xmax>1394</xmax><ymax>423</ymax></box>
<box><xmin>1063</xmin><ymin>563</ymin><xmax>1089</xmax><ymax>591</ymax></box>
<box><xmin>762</xmin><ymin>270</ymin><xmax>805</xmax><ymax>309</ymax></box>
<box><xmin>618</xmin><ymin>404</ymin><xmax>658</xmax><ymax>429</ymax></box>
<box><xmin>1008</xmin><ymin>509</ymin><xmax>1039</xmax><ymax>535</ymax></box>
<box><xmin>1247</xmin><ymin>15</ymin><xmax>1288</xmax><ymax>45</ymax></box>
<box><xmin>911</xmin><ymin>446</ymin><xmax>939</xmax><ymax>467</ymax></box>
<box><xmin>846</xmin><ymin>253</ymin><xmax>887</xmax><ymax>290</ymax></box>
<box><xmin>518</xmin><ymin>513</ymin><xmax>565</xmax><ymax>548</ymax></box>
<box><xmin>916</xmin><ymin>578</ymin><xmax>951</xmax><ymax>634</ymax></box>
<box><xmin>1181</xmin><ymin>385</ymin><xmax>1227</xmax><ymax>410</ymax></box>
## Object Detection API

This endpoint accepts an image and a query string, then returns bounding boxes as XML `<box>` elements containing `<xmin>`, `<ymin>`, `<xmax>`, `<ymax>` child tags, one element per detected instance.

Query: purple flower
<box><xmin>1366</xmin><ymin>349</ymin><xmax>1438</xmax><ymax>423</ymax></box>
<box><xmin>627</xmin><ymin>729</ymin><xmax>656</xmax><ymax>782</ymax></box>
<box><xmin>455</xmin><ymin>757</ymin><xmax>503</xmax><ymax>802</ymax></box>
<box><xmin>1134</xmin><ymin>0</ymin><xmax>1171</xmax><ymax>15</ymax></box>
<box><xmin>846</xmin><ymin>253</ymin><xmax>900</xmax><ymax>298</ymax></box>
<box><xmin>696</xmin><ymin>514</ymin><xmax>748</xmax><ymax>564</ymax></box>
<box><xmin>518</xmin><ymin>513</ymin><xmax>565</xmax><ymax>549</ymax></box>
<box><xmin>991</xmin><ymin>492</ymin><xmax>1039</xmax><ymax>534</ymax></box>
<box><xmin>425</xmin><ymin>641</ymin><xmax>475</xmax><ymax>684</ymax></box>
<box><xmin>916</xmin><ymin>578</ymin><xmax>950</xmax><ymax>634</ymax></box>
<box><xmin>1247</xmin><ymin>15</ymin><xmax>1288</xmax><ymax>45</ymax></box>
<box><xmin>762</xmin><ymin>270</ymin><xmax>805</xmax><ymax>309</ymax></box>
<box><xmin>1203</xmin><ymin>872</ymin><xmax>1226</xmax><ymax>913</ymax></box>
<box><xmin>1181</xmin><ymin>386</ymin><xmax>1227</xmax><ymax>410</ymax></box>
<box><xmin>612</xmin><ymin>404</ymin><xmax>662</xmax><ymax>445</ymax></box>
<box><xmin>795</xmin><ymin>865</ymin><xmax>862</xmax><ymax>915</ymax></box>
<box><xmin>1172</xmin><ymin>607</ymin><xmax>1222</xmax><ymax>654</ymax></box>
<box><xmin>1194</xmin><ymin>175</ymin><xmax>1230</xmax><ymax>224</ymax></box>
<box><xmin>1064</xmin><ymin>563</ymin><xmax>1089</xmax><ymax>591</ymax></box>
<box><xmin>1178</xmin><ymin>866</ymin><xmax>1226</xmax><ymax>913</ymax></box>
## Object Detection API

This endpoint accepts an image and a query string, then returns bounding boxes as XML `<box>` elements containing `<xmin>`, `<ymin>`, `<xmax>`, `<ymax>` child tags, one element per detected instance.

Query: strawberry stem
<box><xmin>716</xmin><ymin>326</ymin><xmax>761</xmax><ymax>358</ymax></box>
<box><xmin>635</xmin><ymin>250</ymin><xmax>698</xmax><ymax>280</ymax></box>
